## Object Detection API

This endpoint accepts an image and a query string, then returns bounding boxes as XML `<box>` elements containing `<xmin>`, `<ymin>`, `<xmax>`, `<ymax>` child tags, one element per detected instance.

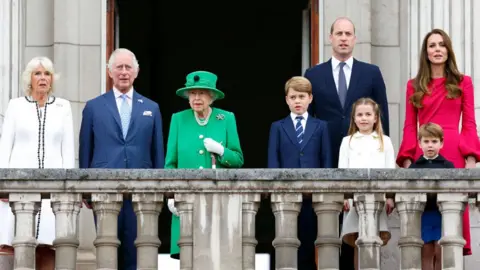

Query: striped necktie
<box><xmin>295</xmin><ymin>116</ymin><xmax>304</xmax><ymax>144</ymax></box>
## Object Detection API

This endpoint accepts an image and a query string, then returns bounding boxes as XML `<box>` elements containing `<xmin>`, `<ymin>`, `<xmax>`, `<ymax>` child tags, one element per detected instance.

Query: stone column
<box><xmin>92</xmin><ymin>194</ymin><xmax>122</xmax><ymax>270</ymax></box>
<box><xmin>312</xmin><ymin>193</ymin><xmax>343</xmax><ymax>270</ymax></box>
<box><xmin>354</xmin><ymin>193</ymin><xmax>384</xmax><ymax>270</ymax></box>
<box><xmin>176</xmin><ymin>194</ymin><xmax>195</xmax><ymax>270</ymax></box>
<box><xmin>132</xmin><ymin>193</ymin><xmax>163</xmax><ymax>270</ymax></box>
<box><xmin>190</xmin><ymin>193</ymin><xmax>243</xmax><ymax>270</ymax></box>
<box><xmin>242</xmin><ymin>194</ymin><xmax>260</xmax><ymax>270</ymax></box>
<box><xmin>76</xmin><ymin>205</ymin><xmax>97</xmax><ymax>270</ymax></box>
<box><xmin>9</xmin><ymin>193</ymin><xmax>41</xmax><ymax>270</ymax></box>
<box><xmin>395</xmin><ymin>193</ymin><xmax>426</xmax><ymax>270</ymax></box>
<box><xmin>51</xmin><ymin>193</ymin><xmax>83</xmax><ymax>270</ymax></box>
<box><xmin>271</xmin><ymin>194</ymin><xmax>302</xmax><ymax>270</ymax></box>
<box><xmin>438</xmin><ymin>193</ymin><xmax>467</xmax><ymax>270</ymax></box>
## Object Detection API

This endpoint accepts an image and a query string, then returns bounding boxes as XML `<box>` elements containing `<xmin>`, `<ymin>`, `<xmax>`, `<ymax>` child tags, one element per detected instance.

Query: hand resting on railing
<box><xmin>343</xmin><ymin>198</ymin><xmax>395</xmax><ymax>215</ymax></box>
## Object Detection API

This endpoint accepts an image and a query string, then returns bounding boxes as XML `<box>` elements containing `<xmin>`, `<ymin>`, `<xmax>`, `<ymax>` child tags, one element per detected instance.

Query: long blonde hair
<box><xmin>410</xmin><ymin>29</ymin><xmax>462</xmax><ymax>108</ymax></box>
<box><xmin>348</xmin><ymin>98</ymin><xmax>385</xmax><ymax>151</ymax></box>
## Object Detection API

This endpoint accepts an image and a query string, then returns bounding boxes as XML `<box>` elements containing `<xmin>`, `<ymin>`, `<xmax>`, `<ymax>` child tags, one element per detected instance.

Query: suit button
<box><xmin>199</xmin><ymin>150</ymin><xmax>204</xmax><ymax>155</ymax></box>
<box><xmin>124</xmin><ymin>159</ymin><xmax>127</xmax><ymax>162</ymax></box>
<box><xmin>300</xmin><ymin>152</ymin><xmax>304</xmax><ymax>156</ymax></box>
<box><xmin>199</xmin><ymin>134</ymin><xmax>204</xmax><ymax>139</ymax></box>
<box><xmin>199</xmin><ymin>166</ymin><xmax>204</xmax><ymax>169</ymax></box>
<box><xmin>342</xmin><ymin>116</ymin><xmax>345</xmax><ymax>119</ymax></box>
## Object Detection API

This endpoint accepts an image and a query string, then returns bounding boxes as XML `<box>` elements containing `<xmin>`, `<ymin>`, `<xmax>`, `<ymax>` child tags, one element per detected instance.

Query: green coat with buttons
<box><xmin>165</xmin><ymin>107</ymin><xmax>244</xmax><ymax>257</ymax></box>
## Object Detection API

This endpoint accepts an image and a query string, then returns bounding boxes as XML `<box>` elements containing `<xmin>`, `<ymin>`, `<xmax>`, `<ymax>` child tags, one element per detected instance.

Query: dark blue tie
<box><xmin>338</xmin><ymin>62</ymin><xmax>347</xmax><ymax>108</ymax></box>
<box><xmin>295</xmin><ymin>116</ymin><xmax>304</xmax><ymax>144</ymax></box>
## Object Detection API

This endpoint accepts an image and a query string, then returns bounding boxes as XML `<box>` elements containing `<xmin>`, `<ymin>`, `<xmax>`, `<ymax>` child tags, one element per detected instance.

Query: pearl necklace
<box><xmin>194</xmin><ymin>108</ymin><xmax>212</xmax><ymax>126</ymax></box>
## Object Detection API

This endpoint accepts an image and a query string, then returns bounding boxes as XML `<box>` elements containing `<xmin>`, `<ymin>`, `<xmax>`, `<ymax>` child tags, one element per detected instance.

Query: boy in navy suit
<box><xmin>268</xmin><ymin>76</ymin><xmax>331</xmax><ymax>270</ymax></box>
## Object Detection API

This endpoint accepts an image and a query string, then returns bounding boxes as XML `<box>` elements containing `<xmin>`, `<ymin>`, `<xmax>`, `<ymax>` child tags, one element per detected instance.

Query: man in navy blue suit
<box><xmin>268</xmin><ymin>76</ymin><xmax>331</xmax><ymax>270</ymax></box>
<box><xmin>79</xmin><ymin>48</ymin><xmax>164</xmax><ymax>270</ymax></box>
<box><xmin>305</xmin><ymin>17</ymin><xmax>389</xmax><ymax>270</ymax></box>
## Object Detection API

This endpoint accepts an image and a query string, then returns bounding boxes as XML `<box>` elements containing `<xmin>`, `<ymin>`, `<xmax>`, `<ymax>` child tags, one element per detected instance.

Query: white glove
<box><xmin>168</xmin><ymin>199</ymin><xmax>179</xmax><ymax>217</ymax></box>
<box><xmin>203</xmin><ymin>138</ymin><xmax>224</xmax><ymax>156</ymax></box>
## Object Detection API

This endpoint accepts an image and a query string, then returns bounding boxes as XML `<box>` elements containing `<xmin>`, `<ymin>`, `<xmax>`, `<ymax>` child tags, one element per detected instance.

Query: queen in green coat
<box><xmin>165</xmin><ymin>70</ymin><xmax>244</xmax><ymax>259</ymax></box>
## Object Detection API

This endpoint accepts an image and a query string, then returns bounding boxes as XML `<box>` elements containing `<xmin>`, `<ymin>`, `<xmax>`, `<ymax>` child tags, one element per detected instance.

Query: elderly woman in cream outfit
<box><xmin>0</xmin><ymin>56</ymin><xmax>75</xmax><ymax>269</ymax></box>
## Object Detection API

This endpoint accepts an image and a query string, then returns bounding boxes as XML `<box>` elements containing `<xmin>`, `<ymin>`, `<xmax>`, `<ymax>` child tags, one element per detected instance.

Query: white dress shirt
<box><xmin>290</xmin><ymin>112</ymin><xmax>308</xmax><ymax>131</ymax></box>
<box><xmin>113</xmin><ymin>87</ymin><xmax>133</xmax><ymax>114</ymax></box>
<box><xmin>338</xmin><ymin>131</ymin><xmax>396</xmax><ymax>169</ymax></box>
<box><xmin>331</xmin><ymin>56</ymin><xmax>354</xmax><ymax>91</ymax></box>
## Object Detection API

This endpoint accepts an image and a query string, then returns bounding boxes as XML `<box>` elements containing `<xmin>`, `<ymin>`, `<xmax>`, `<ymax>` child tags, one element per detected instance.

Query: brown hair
<box><xmin>418</xmin><ymin>122</ymin><xmax>444</xmax><ymax>142</ymax></box>
<box><xmin>410</xmin><ymin>29</ymin><xmax>462</xmax><ymax>108</ymax></box>
<box><xmin>348</xmin><ymin>98</ymin><xmax>385</xmax><ymax>151</ymax></box>
<box><xmin>284</xmin><ymin>76</ymin><xmax>312</xmax><ymax>95</ymax></box>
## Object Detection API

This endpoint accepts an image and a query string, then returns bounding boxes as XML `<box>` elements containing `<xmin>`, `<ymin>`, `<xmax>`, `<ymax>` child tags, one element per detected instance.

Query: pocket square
<box><xmin>143</xmin><ymin>111</ymin><xmax>152</xmax><ymax>116</ymax></box>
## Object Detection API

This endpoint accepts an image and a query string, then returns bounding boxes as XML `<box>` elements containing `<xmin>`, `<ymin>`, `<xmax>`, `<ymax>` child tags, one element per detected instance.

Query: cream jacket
<box><xmin>338</xmin><ymin>131</ymin><xmax>395</xmax><ymax>169</ymax></box>
<box><xmin>0</xmin><ymin>96</ymin><xmax>75</xmax><ymax>168</ymax></box>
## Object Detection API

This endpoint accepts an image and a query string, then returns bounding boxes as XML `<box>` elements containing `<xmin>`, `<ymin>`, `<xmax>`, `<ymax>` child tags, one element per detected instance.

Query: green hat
<box><xmin>176</xmin><ymin>71</ymin><xmax>225</xmax><ymax>100</ymax></box>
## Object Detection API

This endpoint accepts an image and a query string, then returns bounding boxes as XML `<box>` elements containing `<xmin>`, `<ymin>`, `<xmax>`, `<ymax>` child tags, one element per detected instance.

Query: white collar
<box><xmin>113</xmin><ymin>87</ymin><xmax>133</xmax><ymax>99</ymax></box>
<box><xmin>331</xmin><ymin>56</ymin><xmax>354</xmax><ymax>70</ymax></box>
<box><xmin>290</xmin><ymin>112</ymin><xmax>309</xmax><ymax>122</ymax></box>
<box><xmin>352</xmin><ymin>131</ymin><xmax>379</xmax><ymax>138</ymax></box>
<box><xmin>423</xmin><ymin>154</ymin><xmax>439</xmax><ymax>160</ymax></box>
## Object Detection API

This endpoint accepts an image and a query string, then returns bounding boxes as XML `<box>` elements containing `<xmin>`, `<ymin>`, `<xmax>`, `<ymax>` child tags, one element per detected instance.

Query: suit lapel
<box><xmin>344</xmin><ymin>58</ymin><xmax>361</xmax><ymax>108</ymax></box>
<box><xmin>126</xmin><ymin>91</ymin><xmax>143</xmax><ymax>140</ymax></box>
<box><xmin>324</xmin><ymin>59</ymin><xmax>343</xmax><ymax>109</ymax></box>
<box><xmin>103</xmin><ymin>90</ymin><xmax>122</xmax><ymax>131</ymax></box>
<box><xmin>300</xmin><ymin>117</ymin><xmax>317</xmax><ymax>150</ymax></box>
<box><xmin>281</xmin><ymin>116</ymin><xmax>300</xmax><ymax>148</ymax></box>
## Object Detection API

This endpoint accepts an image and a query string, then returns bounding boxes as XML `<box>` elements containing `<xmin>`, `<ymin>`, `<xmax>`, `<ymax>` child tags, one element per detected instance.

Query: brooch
<box><xmin>216</xmin><ymin>114</ymin><xmax>225</xmax><ymax>120</ymax></box>
<box><xmin>137</xmin><ymin>99</ymin><xmax>143</xmax><ymax>103</ymax></box>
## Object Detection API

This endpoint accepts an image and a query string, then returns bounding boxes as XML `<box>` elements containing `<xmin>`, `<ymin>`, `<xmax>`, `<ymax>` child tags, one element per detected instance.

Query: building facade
<box><xmin>1</xmin><ymin>0</ymin><xmax>480</xmax><ymax>268</ymax></box>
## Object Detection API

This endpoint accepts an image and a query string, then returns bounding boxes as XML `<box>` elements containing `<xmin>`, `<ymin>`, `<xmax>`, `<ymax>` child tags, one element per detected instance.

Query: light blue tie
<box><xmin>120</xmin><ymin>94</ymin><xmax>131</xmax><ymax>139</ymax></box>
<box><xmin>338</xmin><ymin>62</ymin><xmax>348</xmax><ymax>108</ymax></box>
<box><xmin>295</xmin><ymin>116</ymin><xmax>304</xmax><ymax>145</ymax></box>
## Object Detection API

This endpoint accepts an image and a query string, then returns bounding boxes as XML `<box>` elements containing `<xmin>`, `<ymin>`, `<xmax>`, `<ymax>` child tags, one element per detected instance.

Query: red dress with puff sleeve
<box><xmin>397</xmin><ymin>76</ymin><xmax>480</xmax><ymax>255</ymax></box>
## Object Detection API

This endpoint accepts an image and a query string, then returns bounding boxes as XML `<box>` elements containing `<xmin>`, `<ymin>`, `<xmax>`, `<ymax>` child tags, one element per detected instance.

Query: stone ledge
<box><xmin>0</xmin><ymin>169</ymin><xmax>478</xmax><ymax>195</ymax></box>
<box><xmin>0</xmin><ymin>168</ymin><xmax>478</xmax><ymax>180</ymax></box>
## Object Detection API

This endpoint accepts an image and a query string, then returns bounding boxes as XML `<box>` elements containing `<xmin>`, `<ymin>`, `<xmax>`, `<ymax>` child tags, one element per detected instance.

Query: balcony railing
<box><xmin>0</xmin><ymin>168</ymin><xmax>478</xmax><ymax>270</ymax></box>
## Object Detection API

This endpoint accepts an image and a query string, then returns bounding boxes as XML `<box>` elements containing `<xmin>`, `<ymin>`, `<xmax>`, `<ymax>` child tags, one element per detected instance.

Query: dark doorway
<box><xmin>116</xmin><ymin>0</ymin><xmax>308</xmax><ymax>266</ymax></box>
<box><xmin>117</xmin><ymin>0</ymin><xmax>306</xmax><ymax>168</ymax></box>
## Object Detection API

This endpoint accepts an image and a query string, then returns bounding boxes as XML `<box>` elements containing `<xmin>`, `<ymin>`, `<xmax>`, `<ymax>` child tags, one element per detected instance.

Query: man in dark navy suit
<box><xmin>268</xmin><ymin>76</ymin><xmax>331</xmax><ymax>270</ymax></box>
<box><xmin>304</xmin><ymin>17</ymin><xmax>389</xmax><ymax>270</ymax></box>
<box><xmin>79</xmin><ymin>48</ymin><xmax>164</xmax><ymax>270</ymax></box>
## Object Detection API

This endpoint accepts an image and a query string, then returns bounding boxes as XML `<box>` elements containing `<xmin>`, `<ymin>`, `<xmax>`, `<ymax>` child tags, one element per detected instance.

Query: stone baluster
<box><xmin>313</xmin><ymin>193</ymin><xmax>343</xmax><ymax>270</ymax></box>
<box><xmin>242</xmin><ymin>194</ymin><xmax>260</xmax><ymax>270</ymax></box>
<box><xmin>175</xmin><ymin>194</ymin><xmax>195</xmax><ymax>270</ymax></box>
<box><xmin>395</xmin><ymin>193</ymin><xmax>426</xmax><ymax>270</ymax></box>
<box><xmin>92</xmin><ymin>194</ymin><xmax>123</xmax><ymax>270</ymax></box>
<box><xmin>354</xmin><ymin>193</ymin><xmax>385</xmax><ymax>270</ymax></box>
<box><xmin>9</xmin><ymin>193</ymin><xmax>41</xmax><ymax>270</ymax></box>
<box><xmin>132</xmin><ymin>193</ymin><xmax>163</xmax><ymax>270</ymax></box>
<box><xmin>438</xmin><ymin>193</ymin><xmax>467</xmax><ymax>270</ymax></box>
<box><xmin>271</xmin><ymin>194</ymin><xmax>302</xmax><ymax>270</ymax></box>
<box><xmin>51</xmin><ymin>193</ymin><xmax>83</xmax><ymax>270</ymax></box>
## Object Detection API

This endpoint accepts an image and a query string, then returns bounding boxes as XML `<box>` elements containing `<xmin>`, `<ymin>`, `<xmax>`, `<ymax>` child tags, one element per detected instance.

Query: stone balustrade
<box><xmin>0</xmin><ymin>168</ymin><xmax>478</xmax><ymax>270</ymax></box>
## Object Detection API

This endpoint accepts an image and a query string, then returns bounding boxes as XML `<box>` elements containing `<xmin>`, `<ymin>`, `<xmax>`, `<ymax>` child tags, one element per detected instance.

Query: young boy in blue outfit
<box><xmin>267</xmin><ymin>76</ymin><xmax>331</xmax><ymax>270</ymax></box>
<box><xmin>409</xmin><ymin>122</ymin><xmax>454</xmax><ymax>270</ymax></box>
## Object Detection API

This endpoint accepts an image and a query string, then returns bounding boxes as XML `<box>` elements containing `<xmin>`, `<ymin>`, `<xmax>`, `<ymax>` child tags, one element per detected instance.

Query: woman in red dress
<box><xmin>397</xmin><ymin>29</ymin><xmax>480</xmax><ymax>258</ymax></box>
